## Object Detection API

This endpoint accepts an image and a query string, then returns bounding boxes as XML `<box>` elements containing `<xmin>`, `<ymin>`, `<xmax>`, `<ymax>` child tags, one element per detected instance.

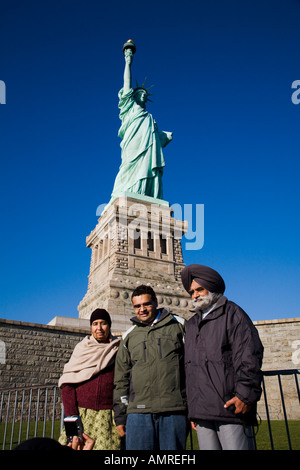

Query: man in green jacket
<box><xmin>113</xmin><ymin>284</ymin><xmax>188</xmax><ymax>450</ymax></box>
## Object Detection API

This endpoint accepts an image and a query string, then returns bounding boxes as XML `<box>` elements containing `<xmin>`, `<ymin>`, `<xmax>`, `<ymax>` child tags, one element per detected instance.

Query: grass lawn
<box><xmin>0</xmin><ymin>421</ymin><xmax>62</xmax><ymax>450</ymax></box>
<box><xmin>186</xmin><ymin>420</ymin><xmax>300</xmax><ymax>450</ymax></box>
<box><xmin>1</xmin><ymin>420</ymin><xmax>299</xmax><ymax>450</ymax></box>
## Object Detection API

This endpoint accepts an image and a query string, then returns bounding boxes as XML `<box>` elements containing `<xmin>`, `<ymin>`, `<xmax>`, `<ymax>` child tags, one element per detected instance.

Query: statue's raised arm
<box><xmin>110</xmin><ymin>40</ymin><xmax>172</xmax><ymax>203</ymax></box>
<box><xmin>123</xmin><ymin>43</ymin><xmax>134</xmax><ymax>94</ymax></box>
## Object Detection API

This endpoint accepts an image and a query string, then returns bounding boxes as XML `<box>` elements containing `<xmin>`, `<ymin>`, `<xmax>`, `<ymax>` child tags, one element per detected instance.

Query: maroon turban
<box><xmin>181</xmin><ymin>264</ymin><xmax>225</xmax><ymax>294</ymax></box>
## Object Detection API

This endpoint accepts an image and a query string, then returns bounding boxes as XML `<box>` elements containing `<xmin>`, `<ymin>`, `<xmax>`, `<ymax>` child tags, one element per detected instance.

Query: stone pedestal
<box><xmin>77</xmin><ymin>196</ymin><xmax>192</xmax><ymax>333</ymax></box>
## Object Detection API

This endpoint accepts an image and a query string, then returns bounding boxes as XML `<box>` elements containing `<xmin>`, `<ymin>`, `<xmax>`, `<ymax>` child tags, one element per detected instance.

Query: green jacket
<box><xmin>113</xmin><ymin>309</ymin><xmax>187</xmax><ymax>425</ymax></box>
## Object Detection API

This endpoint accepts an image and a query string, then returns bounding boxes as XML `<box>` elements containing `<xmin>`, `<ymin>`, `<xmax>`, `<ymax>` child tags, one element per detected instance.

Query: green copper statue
<box><xmin>110</xmin><ymin>40</ymin><xmax>172</xmax><ymax>202</ymax></box>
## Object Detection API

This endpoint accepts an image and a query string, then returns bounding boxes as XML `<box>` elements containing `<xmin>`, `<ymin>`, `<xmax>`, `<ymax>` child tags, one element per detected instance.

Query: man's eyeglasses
<box><xmin>133</xmin><ymin>301</ymin><xmax>153</xmax><ymax>310</ymax></box>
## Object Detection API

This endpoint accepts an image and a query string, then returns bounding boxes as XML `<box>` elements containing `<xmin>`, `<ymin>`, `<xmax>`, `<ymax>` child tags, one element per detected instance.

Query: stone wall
<box><xmin>0</xmin><ymin>318</ymin><xmax>90</xmax><ymax>389</ymax></box>
<box><xmin>1</xmin><ymin>316</ymin><xmax>299</xmax><ymax>420</ymax></box>
<box><xmin>254</xmin><ymin>317</ymin><xmax>300</xmax><ymax>420</ymax></box>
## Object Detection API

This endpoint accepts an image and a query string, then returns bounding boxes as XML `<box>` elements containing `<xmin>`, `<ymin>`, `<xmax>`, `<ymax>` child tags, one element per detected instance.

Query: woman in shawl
<box><xmin>58</xmin><ymin>309</ymin><xmax>121</xmax><ymax>450</ymax></box>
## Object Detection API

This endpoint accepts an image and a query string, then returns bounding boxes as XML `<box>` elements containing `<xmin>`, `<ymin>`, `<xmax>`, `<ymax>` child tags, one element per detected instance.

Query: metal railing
<box><xmin>0</xmin><ymin>369</ymin><xmax>299</xmax><ymax>450</ymax></box>
<box><xmin>0</xmin><ymin>384</ymin><xmax>63</xmax><ymax>450</ymax></box>
<box><xmin>258</xmin><ymin>369</ymin><xmax>300</xmax><ymax>450</ymax></box>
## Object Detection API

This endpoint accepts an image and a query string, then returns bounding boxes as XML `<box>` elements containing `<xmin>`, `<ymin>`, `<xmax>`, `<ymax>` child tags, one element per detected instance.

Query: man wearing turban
<box><xmin>181</xmin><ymin>264</ymin><xmax>264</xmax><ymax>450</ymax></box>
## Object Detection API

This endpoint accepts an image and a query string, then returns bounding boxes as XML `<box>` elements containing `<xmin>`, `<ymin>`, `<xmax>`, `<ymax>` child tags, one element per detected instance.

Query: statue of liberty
<box><xmin>110</xmin><ymin>40</ymin><xmax>172</xmax><ymax>202</ymax></box>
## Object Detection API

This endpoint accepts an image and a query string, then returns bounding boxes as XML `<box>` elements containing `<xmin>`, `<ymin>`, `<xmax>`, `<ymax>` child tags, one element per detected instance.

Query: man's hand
<box><xmin>67</xmin><ymin>432</ymin><xmax>95</xmax><ymax>450</ymax></box>
<box><xmin>190</xmin><ymin>421</ymin><xmax>197</xmax><ymax>431</ymax></box>
<box><xmin>224</xmin><ymin>396</ymin><xmax>251</xmax><ymax>414</ymax></box>
<box><xmin>117</xmin><ymin>424</ymin><xmax>126</xmax><ymax>437</ymax></box>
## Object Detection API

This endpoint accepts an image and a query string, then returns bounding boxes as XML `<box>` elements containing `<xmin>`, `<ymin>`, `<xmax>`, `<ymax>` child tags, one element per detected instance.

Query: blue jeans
<box><xmin>125</xmin><ymin>413</ymin><xmax>188</xmax><ymax>450</ymax></box>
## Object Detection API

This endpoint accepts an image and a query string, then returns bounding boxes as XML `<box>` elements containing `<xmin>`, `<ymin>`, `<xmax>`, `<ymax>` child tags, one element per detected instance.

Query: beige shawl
<box><xmin>58</xmin><ymin>334</ymin><xmax>120</xmax><ymax>388</ymax></box>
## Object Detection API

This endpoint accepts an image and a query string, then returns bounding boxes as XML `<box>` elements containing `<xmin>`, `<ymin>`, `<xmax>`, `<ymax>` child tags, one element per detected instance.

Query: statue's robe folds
<box><xmin>111</xmin><ymin>88</ymin><xmax>170</xmax><ymax>201</ymax></box>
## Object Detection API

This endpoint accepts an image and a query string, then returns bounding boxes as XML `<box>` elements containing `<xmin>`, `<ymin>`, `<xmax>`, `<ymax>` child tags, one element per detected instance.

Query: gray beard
<box><xmin>192</xmin><ymin>291</ymin><xmax>222</xmax><ymax>311</ymax></box>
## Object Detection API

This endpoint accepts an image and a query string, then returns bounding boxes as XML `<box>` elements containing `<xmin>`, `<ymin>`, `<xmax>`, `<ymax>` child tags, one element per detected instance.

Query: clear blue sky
<box><xmin>0</xmin><ymin>0</ymin><xmax>299</xmax><ymax>324</ymax></box>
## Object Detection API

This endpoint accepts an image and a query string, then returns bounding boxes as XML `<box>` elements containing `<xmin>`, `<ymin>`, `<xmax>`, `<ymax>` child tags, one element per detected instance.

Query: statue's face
<box><xmin>134</xmin><ymin>89</ymin><xmax>148</xmax><ymax>106</ymax></box>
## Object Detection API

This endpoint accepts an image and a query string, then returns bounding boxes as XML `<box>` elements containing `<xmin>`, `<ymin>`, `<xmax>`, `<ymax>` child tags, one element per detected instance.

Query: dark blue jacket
<box><xmin>185</xmin><ymin>296</ymin><xmax>264</xmax><ymax>425</ymax></box>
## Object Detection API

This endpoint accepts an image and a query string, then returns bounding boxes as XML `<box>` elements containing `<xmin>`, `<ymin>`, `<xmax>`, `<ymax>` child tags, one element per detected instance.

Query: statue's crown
<box><xmin>134</xmin><ymin>79</ymin><xmax>154</xmax><ymax>101</ymax></box>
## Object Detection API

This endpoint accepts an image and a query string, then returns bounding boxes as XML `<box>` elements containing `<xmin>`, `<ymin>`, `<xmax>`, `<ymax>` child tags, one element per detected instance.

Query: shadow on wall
<box><xmin>0</xmin><ymin>341</ymin><xmax>6</xmax><ymax>364</ymax></box>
